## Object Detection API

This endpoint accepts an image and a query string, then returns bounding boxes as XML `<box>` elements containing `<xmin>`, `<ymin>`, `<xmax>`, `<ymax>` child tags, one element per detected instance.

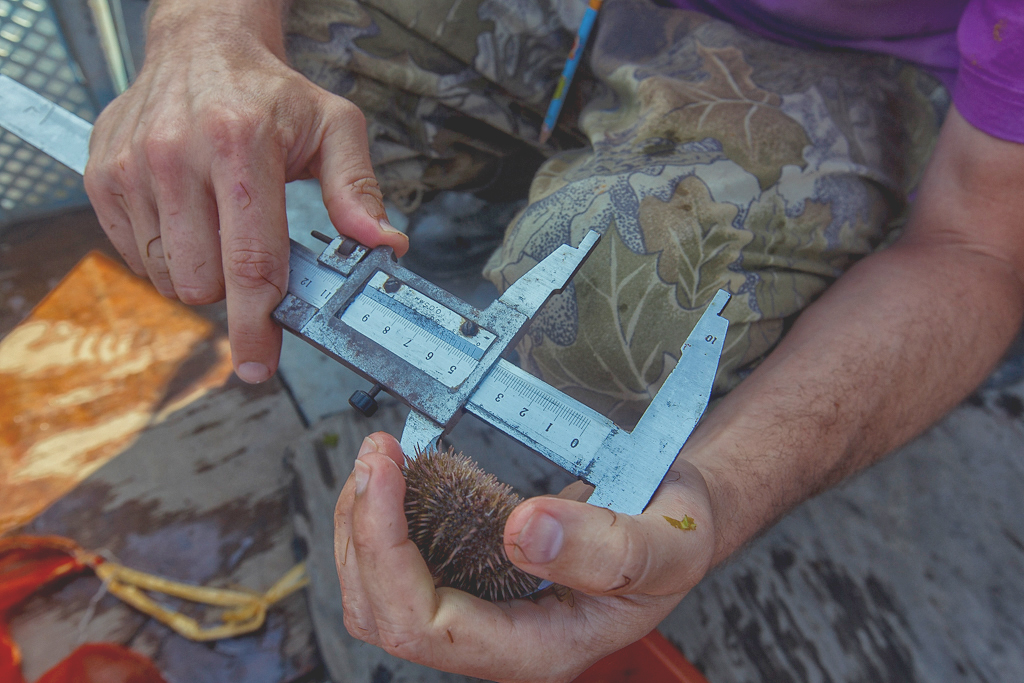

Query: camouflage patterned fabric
<box><xmin>286</xmin><ymin>0</ymin><xmax>588</xmax><ymax>211</ymax></box>
<box><xmin>286</xmin><ymin>0</ymin><xmax>948</xmax><ymax>426</ymax></box>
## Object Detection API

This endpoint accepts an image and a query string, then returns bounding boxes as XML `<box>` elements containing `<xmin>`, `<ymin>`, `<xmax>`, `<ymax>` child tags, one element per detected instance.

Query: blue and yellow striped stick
<box><xmin>539</xmin><ymin>0</ymin><xmax>603</xmax><ymax>145</ymax></box>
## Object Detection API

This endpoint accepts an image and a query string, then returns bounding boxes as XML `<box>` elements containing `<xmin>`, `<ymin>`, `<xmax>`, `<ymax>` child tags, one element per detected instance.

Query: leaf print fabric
<box><xmin>286</xmin><ymin>0</ymin><xmax>947</xmax><ymax>425</ymax></box>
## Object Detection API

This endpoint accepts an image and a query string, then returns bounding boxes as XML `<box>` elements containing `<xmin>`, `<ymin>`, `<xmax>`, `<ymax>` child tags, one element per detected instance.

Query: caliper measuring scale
<box><xmin>0</xmin><ymin>73</ymin><xmax>733</xmax><ymax>518</ymax></box>
<box><xmin>276</xmin><ymin>227</ymin><xmax>731</xmax><ymax>516</ymax></box>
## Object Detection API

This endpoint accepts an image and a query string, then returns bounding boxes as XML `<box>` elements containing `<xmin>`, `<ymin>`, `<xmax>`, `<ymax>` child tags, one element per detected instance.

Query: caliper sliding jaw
<box><xmin>274</xmin><ymin>231</ymin><xmax>600</xmax><ymax>450</ymax></box>
<box><xmin>274</xmin><ymin>231</ymin><xmax>730</xmax><ymax>516</ymax></box>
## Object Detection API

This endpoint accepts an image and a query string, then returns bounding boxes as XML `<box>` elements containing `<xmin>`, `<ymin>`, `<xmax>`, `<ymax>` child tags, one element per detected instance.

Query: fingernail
<box><xmin>237</xmin><ymin>362</ymin><xmax>271</xmax><ymax>384</ymax></box>
<box><xmin>518</xmin><ymin>512</ymin><xmax>564</xmax><ymax>564</ymax></box>
<box><xmin>353</xmin><ymin>459</ymin><xmax>370</xmax><ymax>495</ymax></box>
<box><xmin>357</xmin><ymin>436</ymin><xmax>378</xmax><ymax>459</ymax></box>
<box><xmin>379</xmin><ymin>218</ymin><xmax>404</xmax><ymax>235</ymax></box>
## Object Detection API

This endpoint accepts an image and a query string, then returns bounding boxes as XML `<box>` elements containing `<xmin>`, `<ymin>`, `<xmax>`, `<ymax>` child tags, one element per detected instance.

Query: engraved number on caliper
<box><xmin>471</xmin><ymin>362</ymin><xmax>613</xmax><ymax>457</ymax></box>
<box><xmin>338</xmin><ymin>272</ymin><xmax>496</xmax><ymax>388</ymax></box>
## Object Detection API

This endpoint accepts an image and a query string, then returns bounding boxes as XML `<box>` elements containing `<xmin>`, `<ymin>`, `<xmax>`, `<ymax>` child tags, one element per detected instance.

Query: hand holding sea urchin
<box><xmin>403</xmin><ymin>445</ymin><xmax>541</xmax><ymax>602</ymax></box>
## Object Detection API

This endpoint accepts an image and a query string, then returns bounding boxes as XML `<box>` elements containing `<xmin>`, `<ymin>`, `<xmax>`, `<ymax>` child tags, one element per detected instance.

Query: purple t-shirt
<box><xmin>669</xmin><ymin>0</ymin><xmax>1024</xmax><ymax>143</ymax></box>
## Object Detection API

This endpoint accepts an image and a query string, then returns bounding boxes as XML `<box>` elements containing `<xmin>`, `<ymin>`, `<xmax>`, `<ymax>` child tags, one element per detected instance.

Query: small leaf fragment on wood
<box><xmin>663</xmin><ymin>515</ymin><xmax>697</xmax><ymax>531</ymax></box>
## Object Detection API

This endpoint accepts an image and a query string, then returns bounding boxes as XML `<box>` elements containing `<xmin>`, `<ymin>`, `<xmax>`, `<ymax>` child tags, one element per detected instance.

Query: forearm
<box><xmin>686</xmin><ymin>241</ymin><xmax>1023</xmax><ymax>564</ymax></box>
<box><xmin>682</xmin><ymin>110</ymin><xmax>1024</xmax><ymax>566</ymax></box>
<box><xmin>146</xmin><ymin>0</ymin><xmax>290</xmax><ymax>59</ymax></box>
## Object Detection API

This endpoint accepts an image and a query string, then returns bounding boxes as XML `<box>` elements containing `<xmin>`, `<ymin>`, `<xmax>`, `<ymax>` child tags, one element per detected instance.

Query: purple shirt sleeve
<box><xmin>955</xmin><ymin>0</ymin><xmax>1024</xmax><ymax>143</ymax></box>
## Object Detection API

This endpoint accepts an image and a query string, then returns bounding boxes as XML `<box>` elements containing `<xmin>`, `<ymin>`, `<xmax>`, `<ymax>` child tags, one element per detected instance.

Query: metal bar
<box><xmin>0</xmin><ymin>74</ymin><xmax>92</xmax><ymax>174</ymax></box>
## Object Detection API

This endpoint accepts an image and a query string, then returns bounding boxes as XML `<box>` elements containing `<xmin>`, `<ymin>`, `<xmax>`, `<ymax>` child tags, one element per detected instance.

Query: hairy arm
<box><xmin>684</xmin><ymin>107</ymin><xmax>1024</xmax><ymax>564</ymax></box>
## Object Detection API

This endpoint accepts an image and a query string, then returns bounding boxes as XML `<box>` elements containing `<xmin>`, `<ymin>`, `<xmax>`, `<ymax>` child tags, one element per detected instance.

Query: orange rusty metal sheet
<box><xmin>0</xmin><ymin>251</ymin><xmax>233</xmax><ymax>534</ymax></box>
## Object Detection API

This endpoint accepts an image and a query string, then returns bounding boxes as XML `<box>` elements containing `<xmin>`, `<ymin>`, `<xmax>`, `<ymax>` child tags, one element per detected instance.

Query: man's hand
<box><xmin>334</xmin><ymin>433</ymin><xmax>715</xmax><ymax>683</ymax></box>
<box><xmin>83</xmin><ymin>0</ymin><xmax>407</xmax><ymax>383</ymax></box>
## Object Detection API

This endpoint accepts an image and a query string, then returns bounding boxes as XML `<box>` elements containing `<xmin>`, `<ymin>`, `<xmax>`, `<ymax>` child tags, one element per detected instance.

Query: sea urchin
<box><xmin>403</xmin><ymin>445</ymin><xmax>540</xmax><ymax>602</ymax></box>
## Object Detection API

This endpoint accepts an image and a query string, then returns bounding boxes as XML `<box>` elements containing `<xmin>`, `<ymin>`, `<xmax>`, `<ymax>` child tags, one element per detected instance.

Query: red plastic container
<box><xmin>573</xmin><ymin>629</ymin><xmax>709</xmax><ymax>683</ymax></box>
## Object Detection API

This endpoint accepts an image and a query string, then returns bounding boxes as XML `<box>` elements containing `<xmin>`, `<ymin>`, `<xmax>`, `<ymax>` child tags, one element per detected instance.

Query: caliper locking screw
<box><xmin>383</xmin><ymin>278</ymin><xmax>401</xmax><ymax>293</ymax></box>
<box><xmin>460</xmin><ymin>320</ymin><xmax>479</xmax><ymax>337</ymax></box>
<box><xmin>338</xmin><ymin>238</ymin><xmax>358</xmax><ymax>256</ymax></box>
<box><xmin>310</xmin><ymin>231</ymin><xmax>358</xmax><ymax>256</ymax></box>
<box><xmin>349</xmin><ymin>383</ymin><xmax>382</xmax><ymax>418</ymax></box>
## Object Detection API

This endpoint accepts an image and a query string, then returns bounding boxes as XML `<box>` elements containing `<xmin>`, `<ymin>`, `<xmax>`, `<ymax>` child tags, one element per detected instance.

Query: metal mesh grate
<box><xmin>0</xmin><ymin>0</ymin><xmax>95</xmax><ymax>223</ymax></box>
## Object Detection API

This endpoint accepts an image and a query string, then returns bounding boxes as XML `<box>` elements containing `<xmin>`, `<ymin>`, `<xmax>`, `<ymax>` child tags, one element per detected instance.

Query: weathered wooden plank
<box><xmin>663</xmin><ymin>386</ymin><xmax>1024</xmax><ymax>683</ymax></box>
<box><xmin>9</xmin><ymin>379</ymin><xmax>318</xmax><ymax>683</ymax></box>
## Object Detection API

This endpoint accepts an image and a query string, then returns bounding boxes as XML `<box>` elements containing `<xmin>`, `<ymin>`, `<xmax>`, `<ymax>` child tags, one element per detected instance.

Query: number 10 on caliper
<box><xmin>275</xmin><ymin>230</ymin><xmax>730</xmax><ymax>516</ymax></box>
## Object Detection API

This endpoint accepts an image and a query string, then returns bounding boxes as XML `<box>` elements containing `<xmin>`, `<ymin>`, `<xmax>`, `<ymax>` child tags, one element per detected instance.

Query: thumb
<box><xmin>314</xmin><ymin>94</ymin><xmax>408</xmax><ymax>256</ymax></box>
<box><xmin>503</xmin><ymin>462</ymin><xmax>715</xmax><ymax>597</ymax></box>
<box><xmin>362</xmin><ymin>431</ymin><xmax>406</xmax><ymax>469</ymax></box>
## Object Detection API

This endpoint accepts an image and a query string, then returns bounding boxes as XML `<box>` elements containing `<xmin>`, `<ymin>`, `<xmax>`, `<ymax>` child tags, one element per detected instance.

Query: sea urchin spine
<box><xmin>403</xmin><ymin>445</ymin><xmax>540</xmax><ymax>602</ymax></box>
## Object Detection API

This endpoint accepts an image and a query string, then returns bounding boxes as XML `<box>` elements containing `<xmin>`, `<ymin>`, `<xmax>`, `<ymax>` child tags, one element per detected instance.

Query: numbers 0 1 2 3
<box><xmin>493</xmin><ymin>394</ymin><xmax>581</xmax><ymax>449</ymax></box>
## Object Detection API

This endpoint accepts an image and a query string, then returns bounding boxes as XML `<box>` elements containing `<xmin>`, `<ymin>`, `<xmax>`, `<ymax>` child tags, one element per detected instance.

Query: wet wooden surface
<box><xmin>666</xmin><ymin>384</ymin><xmax>1024</xmax><ymax>683</ymax></box>
<box><xmin>2</xmin><ymin>211</ymin><xmax>323</xmax><ymax>682</ymax></box>
<box><xmin>9</xmin><ymin>378</ymin><xmax>318</xmax><ymax>683</ymax></box>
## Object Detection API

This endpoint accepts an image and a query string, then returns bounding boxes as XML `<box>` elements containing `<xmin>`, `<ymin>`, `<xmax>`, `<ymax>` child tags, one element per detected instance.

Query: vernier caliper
<box><xmin>0</xmin><ymin>75</ymin><xmax>730</xmax><ymax>515</ymax></box>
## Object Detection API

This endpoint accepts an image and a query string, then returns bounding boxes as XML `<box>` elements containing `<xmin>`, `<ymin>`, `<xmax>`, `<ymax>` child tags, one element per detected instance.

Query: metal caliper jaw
<box><xmin>584</xmin><ymin>289</ymin><xmax>731</xmax><ymax>514</ymax></box>
<box><xmin>0</xmin><ymin>75</ymin><xmax>733</xmax><ymax>520</ymax></box>
<box><xmin>463</xmin><ymin>289</ymin><xmax>731</xmax><ymax>515</ymax></box>
<box><xmin>395</xmin><ymin>230</ymin><xmax>603</xmax><ymax>458</ymax></box>
<box><xmin>400</xmin><ymin>411</ymin><xmax>446</xmax><ymax>457</ymax></box>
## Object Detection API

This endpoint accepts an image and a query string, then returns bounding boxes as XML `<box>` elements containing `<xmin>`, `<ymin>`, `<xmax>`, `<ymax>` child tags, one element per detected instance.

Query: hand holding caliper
<box><xmin>277</xmin><ymin>230</ymin><xmax>729</xmax><ymax>515</ymax></box>
<box><xmin>1</xmin><ymin>73</ymin><xmax>730</xmax><ymax>682</ymax></box>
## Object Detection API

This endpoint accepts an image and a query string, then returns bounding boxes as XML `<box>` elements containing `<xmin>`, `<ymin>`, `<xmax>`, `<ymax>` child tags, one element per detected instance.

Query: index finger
<box><xmin>212</xmin><ymin>132</ymin><xmax>289</xmax><ymax>384</ymax></box>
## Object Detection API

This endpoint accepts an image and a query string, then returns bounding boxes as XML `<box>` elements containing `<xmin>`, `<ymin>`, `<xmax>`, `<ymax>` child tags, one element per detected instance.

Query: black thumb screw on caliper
<box><xmin>312</xmin><ymin>230</ymin><xmax>359</xmax><ymax>256</ymax></box>
<box><xmin>349</xmin><ymin>383</ymin><xmax>382</xmax><ymax>417</ymax></box>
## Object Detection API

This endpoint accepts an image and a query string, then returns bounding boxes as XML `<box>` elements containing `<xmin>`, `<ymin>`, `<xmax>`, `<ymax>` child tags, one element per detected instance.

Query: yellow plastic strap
<box><xmin>93</xmin><ymin>561</ymin><xmax>309</xmax><ymax>642</ymax></box>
